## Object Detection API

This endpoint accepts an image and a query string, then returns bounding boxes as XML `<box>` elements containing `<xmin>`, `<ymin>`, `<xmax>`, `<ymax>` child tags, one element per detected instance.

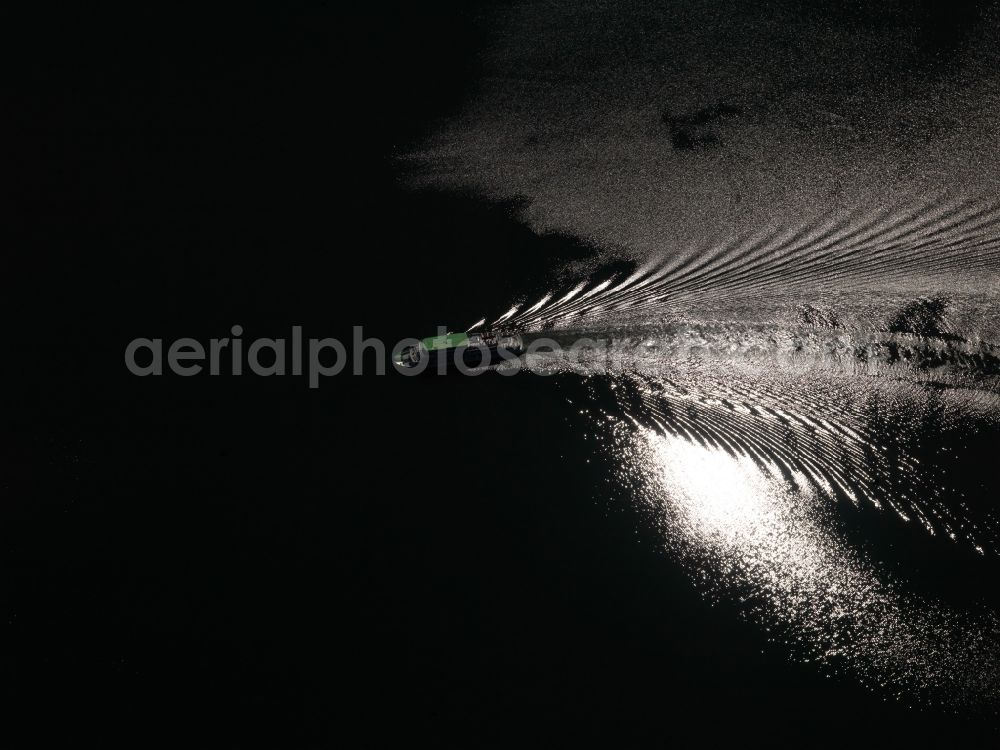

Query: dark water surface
<box><xmin>9</xmin><ymin>2</ymin><xmax>1000</xmax><ymax>745</ymax></box>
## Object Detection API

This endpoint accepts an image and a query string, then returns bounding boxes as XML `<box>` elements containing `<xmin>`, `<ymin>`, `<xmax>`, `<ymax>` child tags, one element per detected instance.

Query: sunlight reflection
<box><xmin>626</xmin><ymin>426</ymin><xmax>998</xmax><ymax>706</ymax></box>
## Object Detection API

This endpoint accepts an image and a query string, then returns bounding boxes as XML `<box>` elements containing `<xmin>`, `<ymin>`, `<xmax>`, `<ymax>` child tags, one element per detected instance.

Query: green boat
<box><xmin>393</xmin><ymin>330</ymin><xmax>524</xmax><ymax>370</ymax></box>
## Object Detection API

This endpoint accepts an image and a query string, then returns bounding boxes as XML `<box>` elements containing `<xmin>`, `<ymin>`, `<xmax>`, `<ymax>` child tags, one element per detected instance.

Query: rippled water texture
<box><xmin>406</xmin><ymin>0</ymin><xmax>1000</xmax><ymax>710</ymax></box>
<box><xmin>491</xmin><ymin>208</ymin><xmax>1000</xmax><ymax>703</ymax></box>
